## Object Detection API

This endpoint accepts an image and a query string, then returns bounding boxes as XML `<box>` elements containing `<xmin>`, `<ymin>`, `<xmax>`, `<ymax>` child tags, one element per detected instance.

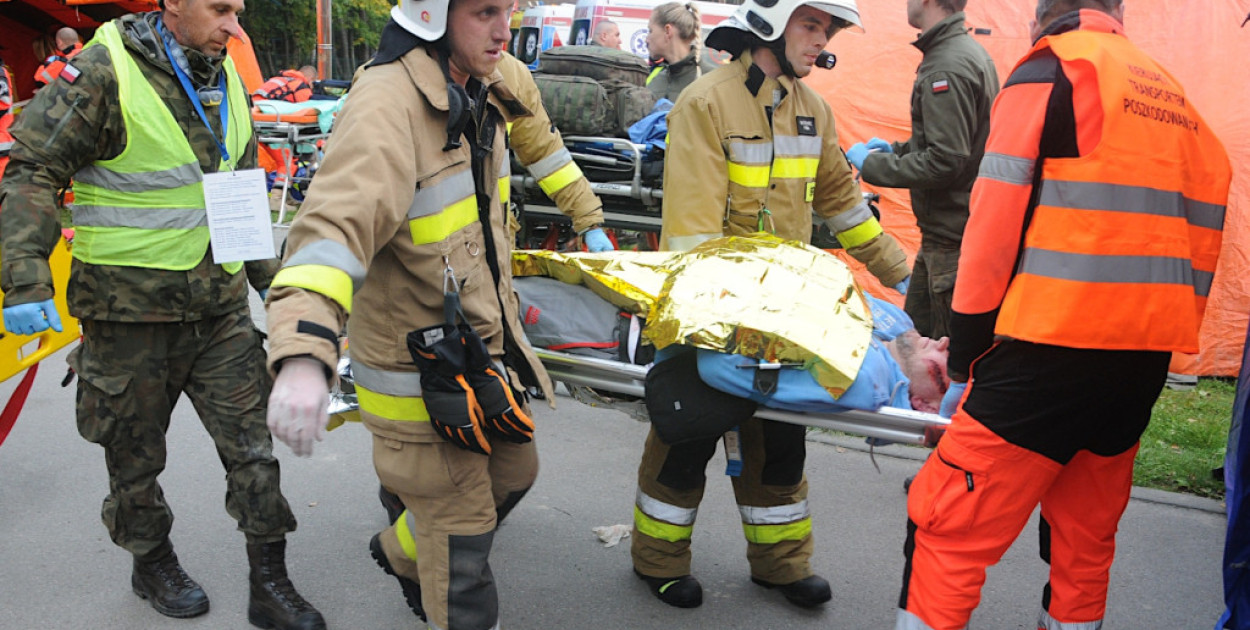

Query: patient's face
<box><xmin>896</xmin><ymin>332</ymin><xmax>949</xmax><ymax>413</ymax></box>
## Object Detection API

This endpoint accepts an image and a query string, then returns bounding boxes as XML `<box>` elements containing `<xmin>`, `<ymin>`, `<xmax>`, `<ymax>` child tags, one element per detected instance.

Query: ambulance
<box><xmin>567</xmin><ymin>0</ymin><xmax>736</xmax><ymax>64</ymax></box>
<box><xmin>514</xmin><ymin>4</ymin><xmax>576</xmax><ymax>70</ymax></box>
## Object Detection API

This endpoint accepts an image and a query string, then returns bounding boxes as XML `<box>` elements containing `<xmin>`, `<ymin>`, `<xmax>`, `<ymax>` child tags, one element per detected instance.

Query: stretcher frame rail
<box><xmin>535</xmin><ymin>349</ymin><xmax>948</xmax><ymax>446</ymax></box>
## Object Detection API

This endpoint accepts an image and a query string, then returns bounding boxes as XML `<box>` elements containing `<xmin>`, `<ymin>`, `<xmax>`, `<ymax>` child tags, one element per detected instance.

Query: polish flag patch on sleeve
<box><xmin>59</xmin><ymin>64</ymin><xmax>81</xmax><ymax>84</ymax></box>
<box><xmin>931</xmin><ymin>79</ymin><xmax>949</xmax><ymax>94</ymax></box>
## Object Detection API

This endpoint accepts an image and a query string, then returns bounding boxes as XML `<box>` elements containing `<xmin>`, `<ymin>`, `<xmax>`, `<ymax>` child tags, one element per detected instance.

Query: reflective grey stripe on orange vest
<box><xmin>979</xmin><ymin>152</ymin><xmax>1034</xmax><ymax>186</ymax></box>
<box><xmin>1019</xmin><ymin>248</ymin><xmax>1213</xmax><ymax>297</ymax></box>
<box><xmin>1038</xmin><ymin>179</ymin><xmax>1226</xmax><ymax>231</ymax></box>
<box><xmin>727</xmin><ymin>141</ymin><xmax>772</xmax><ymax>164</ymax></box>
<box><xmin>739</xmin><ymin>499</ymin><xmax>809</xmax><ymax>525</ymax></box>
<box><xmin>352</xmin><ymin>362</ymin><xmax>423</xmax><ymax>397</ymax></box>
<box><xmin>74</xmin><ymin>162</ymin><xmax>203</xmax><ymax>193</ymax></box>
<box><xmin>894</xmin><ymin>609</ymin><xmax>942</xmax><ymax>630</ymax></box>
<box><xmin>825</xmin><ymin>199</ymin><xmax>874</xmax><ymax>233</ymax></box>
<box><xmin>0</xmin><ymin>140</ymin><xmax>14</xmax><ymax>152</ymax></box>
<box><xmin>407</xmin><ymin>168</ymin><xmax>475</xmax><ymax>219</ymax></box>
<box><xmin>1038</xmin><ymin>610</ymin><xmax>1101</xmax><ymax>630</ymax></box>
<box><xmin>283</xmin><ymin>238</ymin><xmax>368</xmax><ymax>292</ymax></box>
<box><xmin>72</xmin><ymin>205</ymin><xmax>206</xmax><ymax>229</ymax></box>
<box><xmin>636</xmin><ymin>489</ymin><xmax>697</xmax><ymax>525</ymax></box>
<box><xmin>524</xmin><ymin>147</ymin><xmax>571</xmax><ymax>180</ymax></box>
<box><xmin>773</xmin><ymin>134</ymin><xmax>821</xmax><ymax>157</ymax></box>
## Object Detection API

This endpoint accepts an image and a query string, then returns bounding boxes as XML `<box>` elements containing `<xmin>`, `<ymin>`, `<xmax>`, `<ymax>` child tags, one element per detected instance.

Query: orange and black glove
<box><xmin>462</xmin><ymin>328</ymin><xmax>535</xmax><ymax>443</ymax></box>
<box><xmin>407</xmin><ymin>324</ymin><xmax>491</xmax><ymax>455</ymax></box>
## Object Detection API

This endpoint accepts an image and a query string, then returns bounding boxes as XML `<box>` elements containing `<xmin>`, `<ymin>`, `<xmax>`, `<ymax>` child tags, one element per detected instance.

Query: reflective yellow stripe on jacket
<box><xmin>270</xmin><ymin>238</ymin><xmax>367</xmax><ymax>313</ymax></box>
<box><xmin>408</xmin><ymin>167</ymin><xmax>479</xmax><ymax>246</ymax></box>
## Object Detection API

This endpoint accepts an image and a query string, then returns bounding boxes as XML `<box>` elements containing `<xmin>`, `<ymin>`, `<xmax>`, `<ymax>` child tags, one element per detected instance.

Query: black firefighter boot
<box><xmin>246</xmin><ymin>540</ymin><xmax>327</xmax><ymax>630</ymax></box>
<box><xmin>132</xmin><ymin>542</ymin><xmax>210</xmax><ymax>618</ymax></box>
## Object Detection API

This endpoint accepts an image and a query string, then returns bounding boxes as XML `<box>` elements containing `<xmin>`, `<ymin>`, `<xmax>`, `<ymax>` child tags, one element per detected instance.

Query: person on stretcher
<box><xmin>688</xmin><ymin>294</ymin><xmax>950</xmax><ymax>414</ymax></box>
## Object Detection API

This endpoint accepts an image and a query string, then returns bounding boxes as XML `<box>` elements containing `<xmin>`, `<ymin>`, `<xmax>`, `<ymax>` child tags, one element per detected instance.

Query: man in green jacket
<box><xmin>846</xmin><ymin>0</ymin><xmax>998</xmax><ymax>339</ymax></box>
<box><xmin>0</xmin><ymin>1</ymin><xmax>322</xmax><ymax>628</ymax></box>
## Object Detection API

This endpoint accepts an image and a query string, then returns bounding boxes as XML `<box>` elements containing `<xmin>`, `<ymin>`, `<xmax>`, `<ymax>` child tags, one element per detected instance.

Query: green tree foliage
<box><xmin>241</xmin><ymin>0</ymin><xmax>392</xmax><ymax>80</ymax></box>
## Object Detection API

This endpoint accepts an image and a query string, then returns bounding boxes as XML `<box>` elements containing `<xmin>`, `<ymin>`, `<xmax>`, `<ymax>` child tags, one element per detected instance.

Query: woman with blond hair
<box><xmin>644</xmin><ymin>2</ymin><xmax>717</xmax><ymax>101</ymax></box>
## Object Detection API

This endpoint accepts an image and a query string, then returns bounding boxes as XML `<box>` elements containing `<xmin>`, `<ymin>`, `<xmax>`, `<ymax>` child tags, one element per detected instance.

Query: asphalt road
<box><xmin>0</xmin><ymin>298</ymin><xmax>1228</xmax><ymax>629</ymax></box>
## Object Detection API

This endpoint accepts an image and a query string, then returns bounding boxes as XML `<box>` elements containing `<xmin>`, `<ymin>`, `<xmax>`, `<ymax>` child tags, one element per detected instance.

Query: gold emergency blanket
<box><xmin>511</xmin><ymin>234</ymin><xmax>874</xmax><ymax>396</ymax></box>
<box><xmin>512</xmin><ymin>249</ymin><xmax>679</xmax><ymax>314</ymax></box>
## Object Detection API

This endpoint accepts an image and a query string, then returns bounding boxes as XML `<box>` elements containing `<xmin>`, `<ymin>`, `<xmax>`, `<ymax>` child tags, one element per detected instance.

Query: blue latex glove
<box><xmin>939</xmin><ymin>381</ymin><xmax>967</xmax><ymax>419</ymax></box>
<box><xmin>583</xmin><ymin>228</ymin><xmax>614</xmax><ymax>253</ymax></box>
<box><xmin>866</xmin><ymin>137</ymin><xmax>894</xmax><ymax>153</ymax></box>
<box><xmin>894</xmin><ymin>276</ymin><xmax>911</xmax><ymax>295</ymax></box>
<box><xmin>3</xmin><ymin>299</ymin><xmax>63</xmax><ymax>336</ymax></box>
<box><xmin>845</xmin><ymin>142</ymin><xmax>870</xmax><ymax>170</ymax></box>
<box><xmin>259</xmin><ymin>288</ymin><xmax>269</xmax><ymax>301</ymax></box>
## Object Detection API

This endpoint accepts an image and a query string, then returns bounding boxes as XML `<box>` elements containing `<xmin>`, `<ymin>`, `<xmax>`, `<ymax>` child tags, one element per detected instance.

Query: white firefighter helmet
<box><xmin>706</xmin><ymin>0</ymin><xmax>863</xmax><ymax>54</ymax></box>
<box><xmin>392</xmin><ymin>0</ymin><xmax>451</xmax><ymax>41</ymax></box>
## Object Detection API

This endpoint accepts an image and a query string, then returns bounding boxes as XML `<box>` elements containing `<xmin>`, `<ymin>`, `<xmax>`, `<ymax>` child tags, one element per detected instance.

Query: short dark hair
<box><xmin>936</xmin><ymin>0</ymin><xmax>967</xmax><ymax>13</ymax></box>
<box><xmin>1035</xmin><ymin>0</ymin><xmax>1121</xmax><ymax>23</ymax></box>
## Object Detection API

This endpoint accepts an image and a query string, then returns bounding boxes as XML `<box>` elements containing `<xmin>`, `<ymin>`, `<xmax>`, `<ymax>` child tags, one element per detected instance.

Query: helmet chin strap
<box><xmin>766</xmin><ymin>35</ymin><xmax>798</xmax><ymax>78</ymax></box>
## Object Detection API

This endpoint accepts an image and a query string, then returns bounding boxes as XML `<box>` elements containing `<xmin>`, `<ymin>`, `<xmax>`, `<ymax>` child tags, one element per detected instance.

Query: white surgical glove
<box><xmin>268</xmin><ymin>357</ymin><xmax>331</xmax><ymax>457</ymax></box>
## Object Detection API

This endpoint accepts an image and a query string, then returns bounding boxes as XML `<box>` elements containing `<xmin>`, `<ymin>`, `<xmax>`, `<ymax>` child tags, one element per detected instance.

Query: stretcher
<box><xmin>326</xmin><ymin>348</ymin><xmax>948</xmax><ymax>446</ymax></box>
<box><xmin>511</xmin><ymin>134</ymin><xmax>665</xmax><ymax>247</ymax></box>
<box><xmin>253</xmin><ymin>98</ymin><xmax>344</xmax><ymax>224</ymax></box>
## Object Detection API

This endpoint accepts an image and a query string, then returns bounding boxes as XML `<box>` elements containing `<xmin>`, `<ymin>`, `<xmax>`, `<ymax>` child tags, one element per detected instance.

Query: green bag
<box><xmin>536</xmin><ymin>45</ymin><xmax>650</xmax><ymax>86</ymax></box>
<box><xmin>532</xmin><ymin>74</ymin><xmax>611</xmax><ymax>136</ymax></box>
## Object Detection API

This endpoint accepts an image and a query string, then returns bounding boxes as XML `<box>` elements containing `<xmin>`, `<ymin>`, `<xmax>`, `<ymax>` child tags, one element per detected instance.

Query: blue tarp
<box><xmin>1219</xmin><ymin>319</ymin><xmax>1250</xmax><ymax>629</ymax></box>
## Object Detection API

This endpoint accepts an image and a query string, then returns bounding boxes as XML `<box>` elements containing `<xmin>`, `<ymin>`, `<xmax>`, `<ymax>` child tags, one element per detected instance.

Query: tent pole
<box><xmin>316</xmin><ymin>0</ymin><xmax>333</xmax><ymax>79</ymax></box>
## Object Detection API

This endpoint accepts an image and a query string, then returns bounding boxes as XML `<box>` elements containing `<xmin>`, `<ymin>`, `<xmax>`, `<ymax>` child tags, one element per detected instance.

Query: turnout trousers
<box><xmin>631</xmin><ymin>416</ymin><xmax>814</xmax><ymax>585</ymax></box>
<box><xmin>370</xmin><ymin>406</ymin><xmax>538</xmax><ymax>630</ymax></box>
<box><xmin>896</xmin><ymin>340</ymin><xmax>1171</xmax><ymax>630</ymax></box>
<box><xmin>69</xmin><ymin>310</ymin><xmax>297</xmax><ymax>558</ymax></box>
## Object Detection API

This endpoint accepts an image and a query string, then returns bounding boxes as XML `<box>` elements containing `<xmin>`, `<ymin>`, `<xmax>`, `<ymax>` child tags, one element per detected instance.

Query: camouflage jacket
<box><xmin>858</xmin><ymin>13</ymin><xmax>999</xmax><ymax>248</ymax></box>
<box><xmin>0</xmin><ymin>11</ymin><xmax>275</xmax><ymax>323</ymax></box>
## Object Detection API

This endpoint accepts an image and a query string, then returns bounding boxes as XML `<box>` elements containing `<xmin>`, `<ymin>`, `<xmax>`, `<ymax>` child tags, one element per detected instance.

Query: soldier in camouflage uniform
<box><xmin>0</xmin><ymin>2</ymin><xmax>324</xmax><ymax>628</ymax></box>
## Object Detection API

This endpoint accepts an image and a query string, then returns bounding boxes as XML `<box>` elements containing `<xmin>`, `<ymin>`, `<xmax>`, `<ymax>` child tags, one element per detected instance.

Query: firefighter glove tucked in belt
<box><xmin>462</xmin><ymin>328</ymin><xmax>535</xmax><ymax>443</ymax></box>
<box><xmin>407</xmin><ymin>323</ymin><xmax>492</xmax><ymax>455</ymax></box>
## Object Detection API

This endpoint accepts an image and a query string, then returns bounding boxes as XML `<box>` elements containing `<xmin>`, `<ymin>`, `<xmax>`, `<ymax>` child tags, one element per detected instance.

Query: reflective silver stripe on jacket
<box><xmin>1038</xmin><ymin>179</ymin><xmax>1226</xmax><ymax>231</ymax></box>
<box><xmin>499</xmin><ymin>152</ymin><xmax>511</xmax><ymax>178</ymax></box>
<box><xmin>727</xmin><ymin>141</ymin><xmax>772</xmax><ymax>165</ymax></box>
<box><xmin>666</xmin><ymin>233</ymin><xmax>721</xmax><ymax>252</ymax></box>
<box><xmin>978</xmin><ymin>152</ymin><xmax>1034</xmax><ymax>185</ymax></box>
<box><xmin>1019</xmin><ymin>248</ymin><xmax>1213</xmax><ymax>296</ymax></box>
<box><xmin>407</xmin><ymin>168</ymin><xmax>475</xmax><ymax>219</ymax></box>
<box><xmin>739</xmin><ymin>499</ymin><xmax>809</xmax><ymax>525</ymax></box>
<box><xmin>283</xmin><ymin>239</ymin><xmax>368</xmax><ymax>293</ymax></box>
<box><xmin>525</xmin><ymin>147</ymin><xmax>572</xmax><ymax>180</ymax></box>
<box><xmin>824</xmin><ymin>199</ymin><xmax>874</xmax><ymax>233</ymax></box>
<box><xmin>894</xmin><ymin>609</ymin><xmax>945</xmax><ymax>630</ymax></box>
<box><xmin>1038</xmin><ymin>609</ymin><xmax>1102</xmax><ymax>630</ymax></box>
<box><xmin>0</xmin><ymin>140</ymin><xmax>14</xmax><ymax>153</ymax></box>
<box><xmin>773</xmin><ymin>134</ymin><xmax>821</xmax><ymax>157</ymax></box>
<box><xmin>352</xmin><ymin>362</ymin><xmax>423</xmax><ymax>397</ymax></box>
<box><xmin>636</xmin><ymin>489</ymin><xmax>697</xmax><ymax>525</ymax></box>
<box><xmin>74</xmin><ymin>162</ymin><xmax>203</xmax><ymax>193</ymax></box>
<box><xmin>72</xmin><ymin>205</ymin><xmax>206</xmax><ymax>229</ymax></box>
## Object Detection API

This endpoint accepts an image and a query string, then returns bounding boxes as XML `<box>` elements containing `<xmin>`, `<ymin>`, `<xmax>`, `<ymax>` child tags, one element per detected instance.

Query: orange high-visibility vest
<box><xmin>993</xmin><ymin>24</ymin><xmax>1230</xmax><ymax>354</ymax></box>
<box><xmin>34</xmin><ymin>43</ymin><xmax>82</xmax><ymax>87</ymax></box>
<box><xmin>0</xmin><ymin>64</ymin><xmax>14</xmax><ymax>181</ymax></box>
<box><xmin>255</xmin><ymin>70</ymin><xmax>313</xmax><ymax>103</ymax></box>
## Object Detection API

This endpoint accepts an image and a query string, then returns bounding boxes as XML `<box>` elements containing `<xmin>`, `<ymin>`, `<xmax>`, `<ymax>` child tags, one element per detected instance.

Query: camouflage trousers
<box><xmin>68</xmin><ymin>309</ymin><xmax>296</xmax><ymax>558</ymax></box>
<box><xmin>903</xmin><ymin>241</ymin><xmax>961</xmax><ymax>340</ymax></box>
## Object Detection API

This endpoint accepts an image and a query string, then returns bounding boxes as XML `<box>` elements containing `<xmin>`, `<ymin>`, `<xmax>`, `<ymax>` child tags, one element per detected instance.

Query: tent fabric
<box><xmin>811</xmin><ymin>1</ymin><xmax>1250</xmax><ymax>376</ymax></box>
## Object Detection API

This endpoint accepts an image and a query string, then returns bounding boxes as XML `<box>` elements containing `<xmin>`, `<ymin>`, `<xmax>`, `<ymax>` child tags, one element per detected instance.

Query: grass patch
<box><xmin>1136</xmin><ymin>378</ymin><xmax>1235</xmax><ymax>499</ymax></box>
